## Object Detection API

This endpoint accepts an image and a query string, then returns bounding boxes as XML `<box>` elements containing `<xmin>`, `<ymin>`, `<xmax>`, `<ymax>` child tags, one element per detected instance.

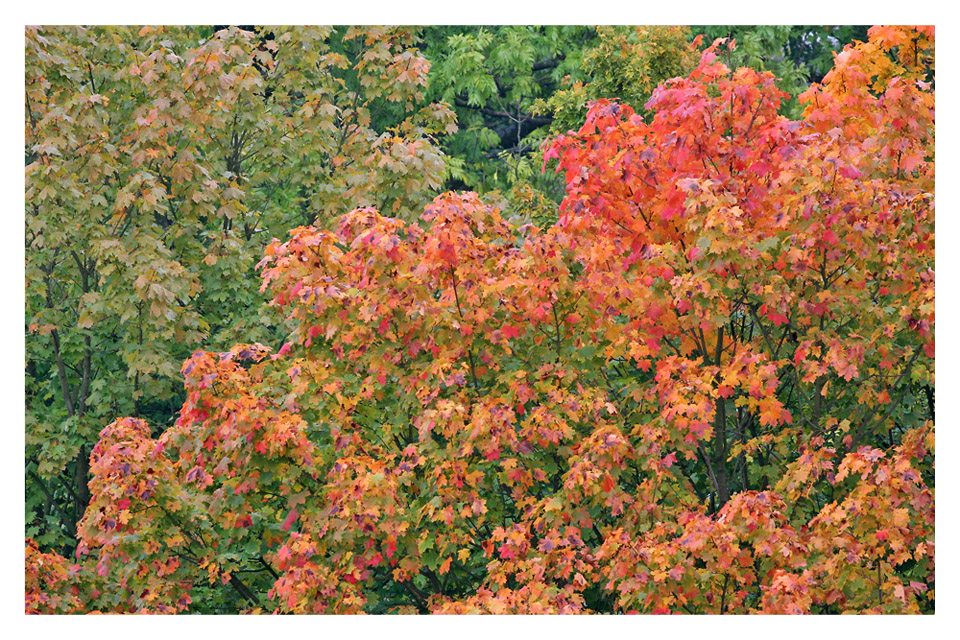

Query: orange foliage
<box><xmin>27</xmin><ymin>26</ymin><xmax>934</xmax><ymax>615</ymax></box>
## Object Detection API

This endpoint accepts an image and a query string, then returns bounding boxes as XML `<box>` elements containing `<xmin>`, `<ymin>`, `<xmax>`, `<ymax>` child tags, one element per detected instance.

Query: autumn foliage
<box><xmin>26</xmin><ymin>26</ymin><xmax>934</xmax><ymax>614</ymax></box>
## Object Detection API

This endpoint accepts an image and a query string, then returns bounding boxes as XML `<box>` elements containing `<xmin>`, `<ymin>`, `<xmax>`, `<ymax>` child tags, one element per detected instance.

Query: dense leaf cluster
<box><xmin>25</xmin><ymin>25</ymin><xmax>933</xmax><ymax>614</ymax></box>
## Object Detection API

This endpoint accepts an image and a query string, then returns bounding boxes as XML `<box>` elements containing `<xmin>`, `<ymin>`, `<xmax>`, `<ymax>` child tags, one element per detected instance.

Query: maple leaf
<box><xmin>502</xmin><ymin>325</ymin><xmax>523</xmax><ymax>340</ymax></box>
<box><xmin>601</xmin><ymin>475</ymin><xmax>615</xmax><ymax>493</ymax></box>
<box><xmin>281</xmin><ymin>509</ymin><xmax>299</xmax><ymax>532</ymax></box>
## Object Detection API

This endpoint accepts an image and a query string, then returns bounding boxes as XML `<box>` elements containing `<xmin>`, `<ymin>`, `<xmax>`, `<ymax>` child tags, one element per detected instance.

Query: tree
<box><xmin>421</xmin><ymin>26</ymin><xmax>594</xmax><ymax>199</ymax></box>
<box><xmin>26</xmin><ymin>25</ymin><xmax>934</xmax><ymax>615</ymax></box>
<box><xmin>538</xmin><ymin>25</ymin><xmax>699</xmax><ymax>135</ymax></box>
<box><xmin>26</xmin><ymin>25</ymin><xmax>455</xmax><ymax>553</ymax></box>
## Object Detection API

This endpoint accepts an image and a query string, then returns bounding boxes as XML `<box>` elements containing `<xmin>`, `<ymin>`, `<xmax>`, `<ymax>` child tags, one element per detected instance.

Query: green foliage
<box><xmin>422</xmin><ymin>26</ymin><xmax>594</xmax><ymax>195</ymax></box>
<box><xmin>541</xmin><ymin>26</ymin><xmax>699</xmax><ymax>133</ymax></box>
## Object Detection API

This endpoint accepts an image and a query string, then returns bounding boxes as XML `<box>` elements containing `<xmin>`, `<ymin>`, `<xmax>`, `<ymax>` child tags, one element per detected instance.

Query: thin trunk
<box><xmin>923</xmin><ymin>384</ymin><xmax>935</xmax><ymax>421</ymax></box>
<box><xmin>50</xmin><ymin>330</ymin><xmax>75</xmax><ymax>417</ymax></box>
<box><xmin>228</xmin><ymin>573</ymin><xmax>260</xmax><ymax>607</ymax></box>
<box><xmin>73</xmin><ymin>447</ymin><xmax>90</xmax><ymax>528</ymax></box>
<box><xmin>712</xmin><ymin>327</ymin><xmax>730</xmax><ymax>506</ymax></box>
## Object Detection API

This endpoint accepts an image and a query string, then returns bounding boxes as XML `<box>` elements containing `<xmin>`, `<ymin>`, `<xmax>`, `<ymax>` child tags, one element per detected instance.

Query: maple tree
<box><xmin>26</xmin><ymin>25</ymin><xmax>933</xmax><ymax>615</ymax></box>
<box><xmin>25</xmin><ymin>25</ymin><xmax>455</xmax><ymax>552</ymax></box>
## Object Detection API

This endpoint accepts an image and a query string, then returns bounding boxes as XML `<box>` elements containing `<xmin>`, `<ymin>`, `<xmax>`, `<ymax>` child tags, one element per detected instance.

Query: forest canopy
<box><xmin>25</xmin><ymin>24</ymin><xmax>934</xmax><ymax>615</ymax></box>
